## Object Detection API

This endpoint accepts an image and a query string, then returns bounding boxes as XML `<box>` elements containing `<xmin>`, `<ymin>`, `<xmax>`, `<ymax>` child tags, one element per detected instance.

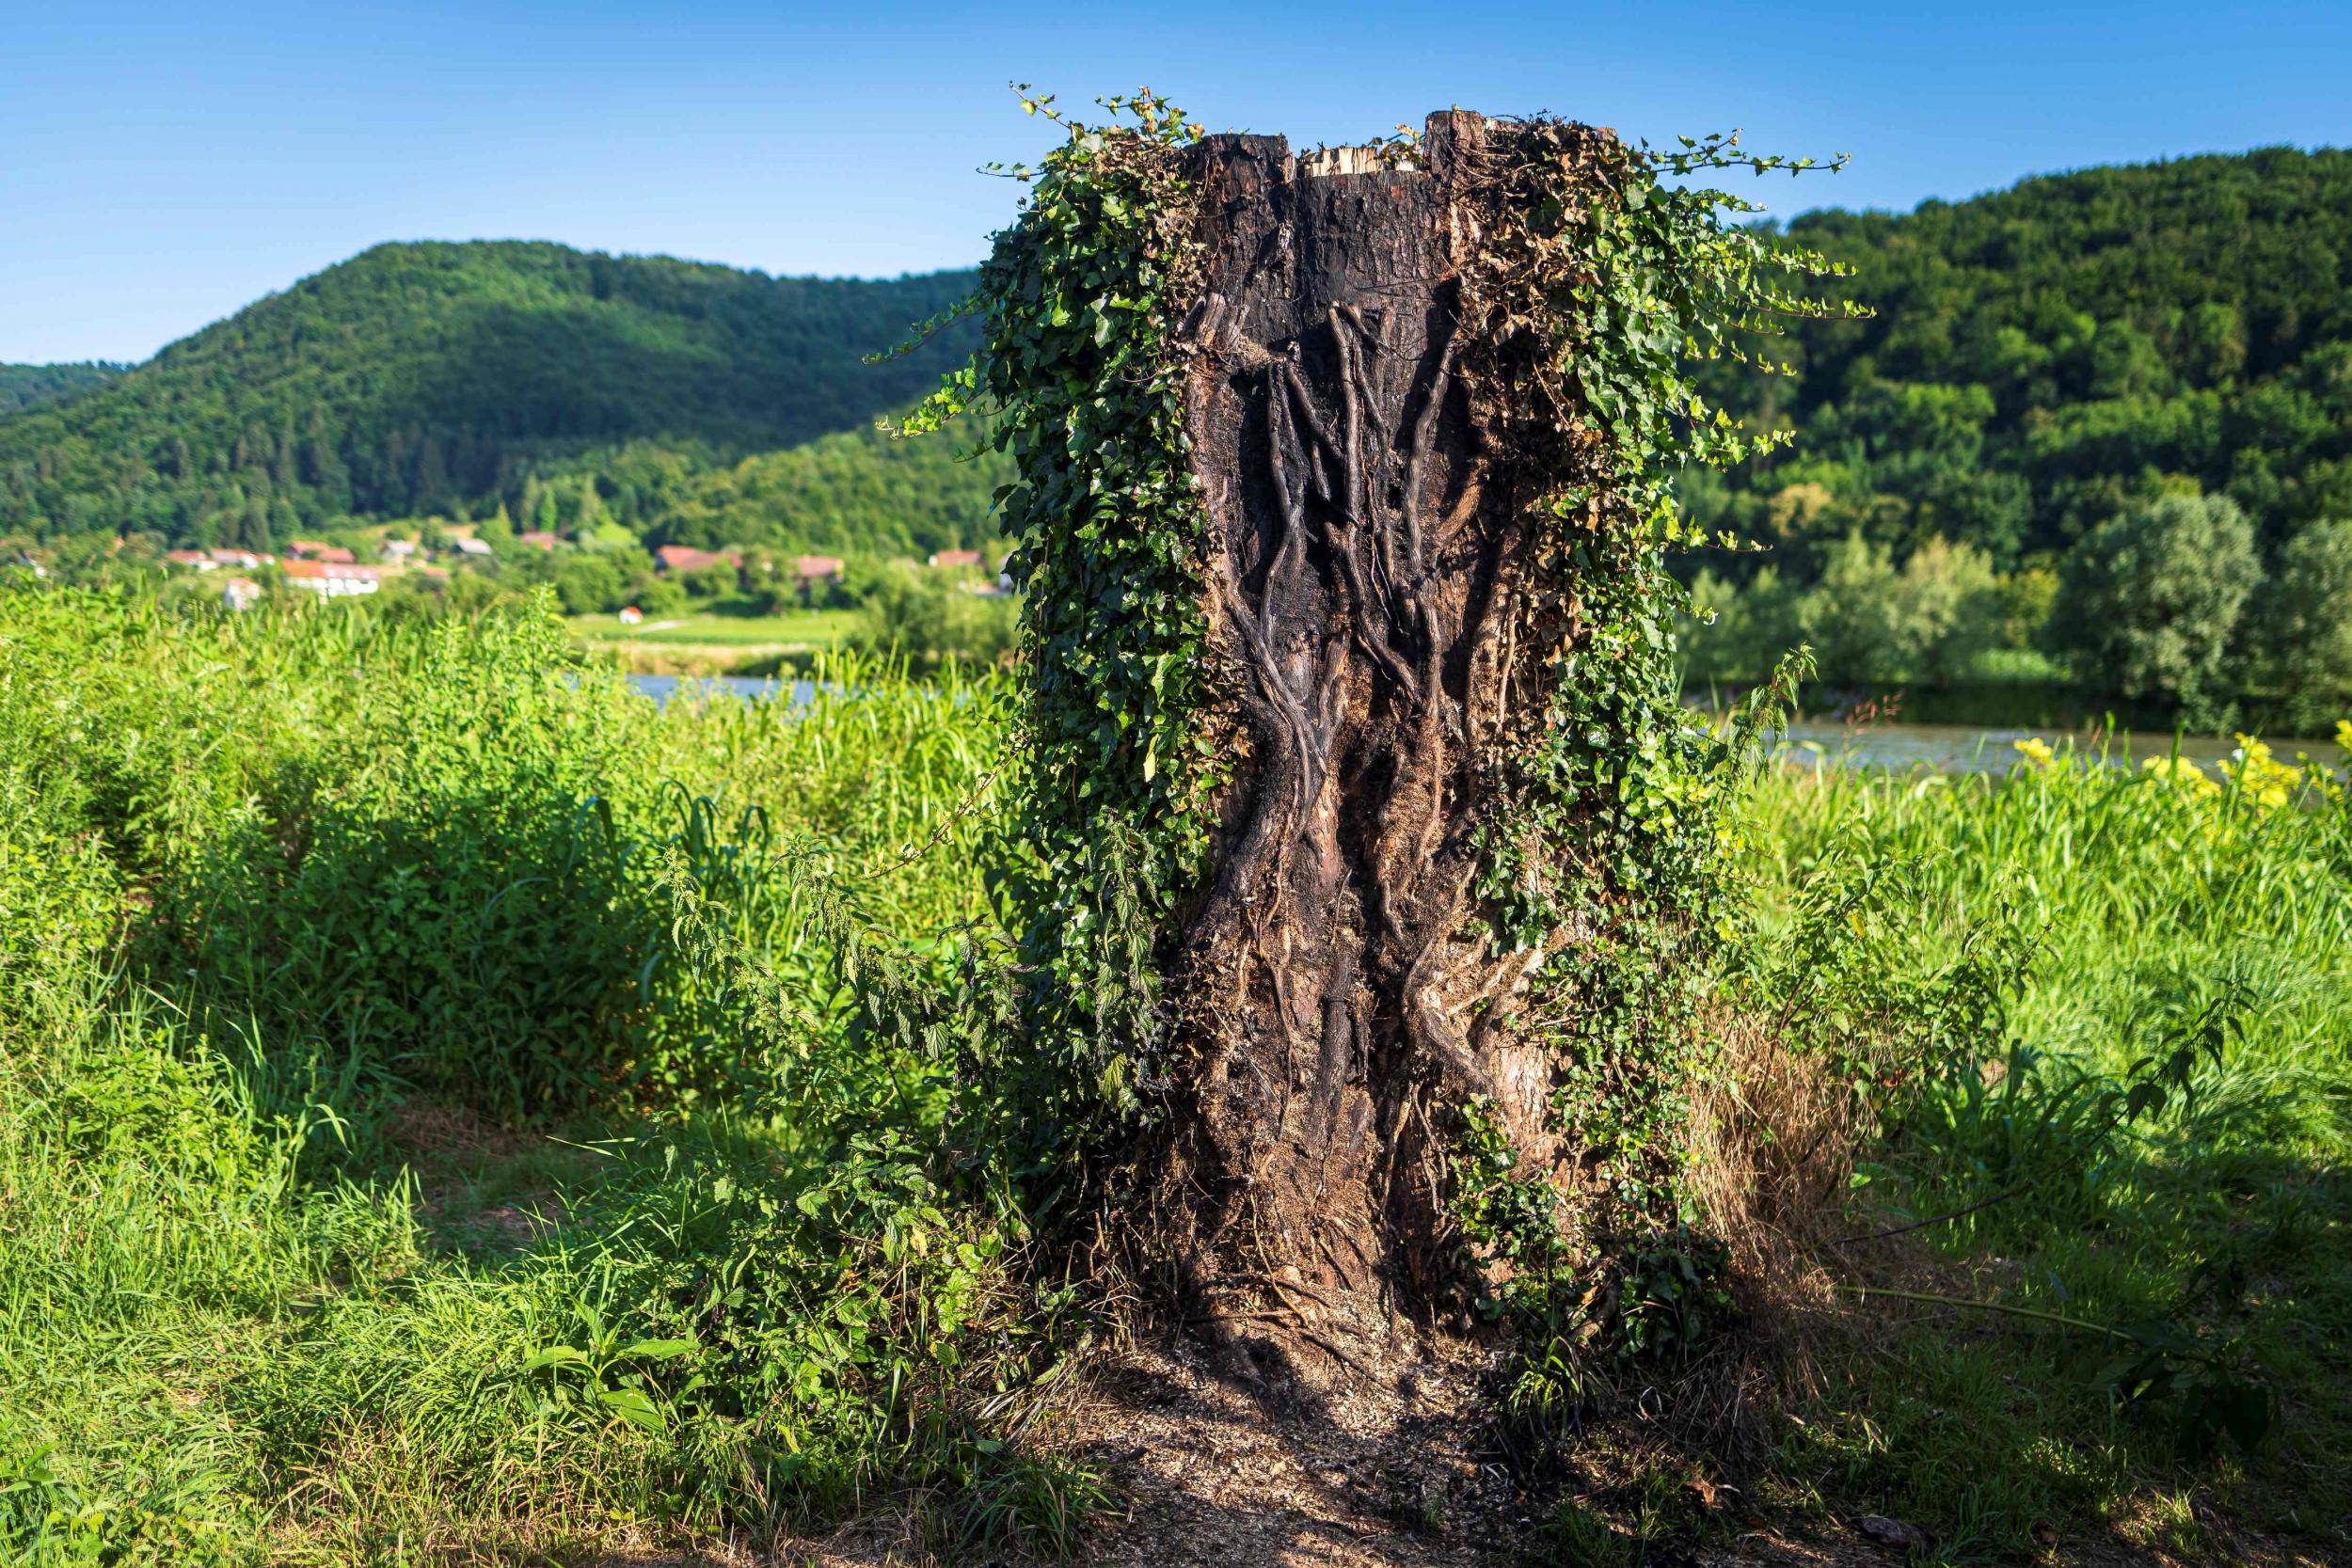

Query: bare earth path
<box><xmin>598</xmin><ymin>1339</ymin><xmax>2342</xmax><ymax>1568</ymax></box>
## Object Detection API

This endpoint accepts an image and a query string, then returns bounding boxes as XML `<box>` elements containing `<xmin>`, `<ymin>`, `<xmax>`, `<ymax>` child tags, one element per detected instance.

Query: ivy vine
<box><xmin>1453</xmin><ymin>122</ymin><xmax>1857</xmax><ymax>1297</ymax></box>
<box><xmin>909</xmin><ymin>89</ymin><xmax>1219</xmax><ymax>1164</ymax></box>
<box><xmin>914</xmin><ymin>97</ymin><xmax>1857</xmax><ymax>1259</ymax></box>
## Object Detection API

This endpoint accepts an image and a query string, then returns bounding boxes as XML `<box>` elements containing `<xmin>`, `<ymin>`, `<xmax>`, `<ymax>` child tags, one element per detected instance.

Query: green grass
<box><xmin>566</xmin><ymin>605</ymin><xmax>864</xmax><ymax>648</ymax></box>
<box><xmin>0</xmin><ymin>587</ymin><xmax>1040</xmax><ymax>1564</ymax></box>
<box><xmin>2</xmin><ymin>585</ymin><xmax>2344</xmax><ymax>1564</ymax></box>
<box><xmin>1739</xmin><ymin>738</ymin><xmax>2351</xmax><ymax>1559</ymax></box>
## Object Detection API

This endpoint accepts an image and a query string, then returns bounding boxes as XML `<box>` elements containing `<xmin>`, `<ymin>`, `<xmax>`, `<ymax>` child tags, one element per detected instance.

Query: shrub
<box><xmin>1890</xmin><ymin>533</ymin><xmax>2003</xmax><ymax>685</ymax></box>
<box><xmin>1795</xmin><ymin>531</ymin><xmax>1902</xmax><ymax>685</ymax></box>
<box><xmin>2047</xmin><ymin>492</ymin><xmax>2260</xmax><ymax>724</ymax></box>
<box><xmin>549</xmin><ymin>549</ymin><xmax>626</xmax><ymax>614</ymax></box>
<box><xmin>681</xmin><ymin>562</ymin><xmax>738</xmax><ymax>598</ymax></box>
<box><xmin>2246</xmin><ymin>516</ymin><xmax>2352</xmax><ymax>729</ymax></box>
<box><xmin>161</xmin><ymin>602</ymin><xmax>662</xmax><ymax>1116</ymax></box>
<box><xmin>854</xmin><ymin>561</ymin><xmax>1020</xmax><ymax>667</ymax></box>
<box><xmin>1995</xmin><ymin>561</ymin><xmax>2059</xmax><ymax>650</ymax></box>
<box><xmin>1712</xmin><ymin>531</ymin><xmax>2003</xmax><ymax>689</ymax></box>
<box><xmin>1680</xmin><ymin>564</ymin><xmax>1799</xmax><ymax>687</ymax></box>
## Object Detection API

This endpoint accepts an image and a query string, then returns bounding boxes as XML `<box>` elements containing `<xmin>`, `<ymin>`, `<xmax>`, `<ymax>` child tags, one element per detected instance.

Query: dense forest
<box><xmin>1677</xmin><ymin>146</ymin><xmax>2352</xmax><ymax>719</ymax></box>
<box><xmin>0</xmin><ymin>242</ymin><xmax>977</xmax><ymax>546</ymax></box>
<box><xmin>0</xmin><ymin>361</ymin><xmax>122</xmax><ymax>416</ymax></box>
<box><xmin>502</xmin><ymin>416</ymin><xmax>1013</xmax><ymax>562</ymax></box>
<box><xmin>1695</xmin><ymin>145</ymin><xmax>2352</xmax><ymax>560</ymax></box>
<box><xmin>8</xmin><ymin>149</ymin><xmax>2351</xmax><ymax>717</ymax></box>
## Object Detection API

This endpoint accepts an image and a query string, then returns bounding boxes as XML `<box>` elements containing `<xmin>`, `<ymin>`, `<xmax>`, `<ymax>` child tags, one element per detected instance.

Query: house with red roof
<box><xmin>790</xmin><ymin>555</ymin><xmax>845</xmax><ymax>606</ymax></box>
<box><xmin>655</xmin><ymin>544</ymin><xmax>741</xmax><ymax>575</ymax></box>
<box><xmin>282</xmin><ymin>560</ymin><xmax>383</xmax><ymax>597</ymax></box>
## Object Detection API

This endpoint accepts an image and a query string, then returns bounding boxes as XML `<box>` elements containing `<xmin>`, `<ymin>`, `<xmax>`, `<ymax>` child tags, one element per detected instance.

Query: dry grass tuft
<box><xmin>1684</xmin><ymin>1008</ymin><xmax>1873</xmax><ymax>1399</ymax></box>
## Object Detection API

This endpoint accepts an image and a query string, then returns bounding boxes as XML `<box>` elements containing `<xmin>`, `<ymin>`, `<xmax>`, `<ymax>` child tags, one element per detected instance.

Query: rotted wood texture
<box><xmin>1151</xmin><ymin>112</ymin><xmax>1595</xmax><ymax>1372</ymax></box>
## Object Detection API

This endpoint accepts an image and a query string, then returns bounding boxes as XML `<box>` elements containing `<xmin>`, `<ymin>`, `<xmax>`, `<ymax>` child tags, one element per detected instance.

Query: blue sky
<box><xmin>4</xmin><ymin>1</ymin><xmax>2347</xmax><ymax>363</ymax></box>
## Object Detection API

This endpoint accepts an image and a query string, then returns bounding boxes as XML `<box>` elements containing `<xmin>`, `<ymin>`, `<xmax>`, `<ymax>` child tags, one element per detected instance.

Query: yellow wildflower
<box><xmin>2142</xmin><ymin>754</ymin><xmax>2221</xmax><ymax>797</ymax></box>
<box><xmin>2218</xmin><ymin>735</ymin><xmax>2301</xmax><ymax>811</ymax></box>
<box><xmin>2011</xmin><ymin>736</ymin><xmax>2055</xmax><ymax>768</ymax></box>
<box><xmin>2337</xmin><ymin>718</ymin><xmax>2352</xmax><ymax>756</ymax></box>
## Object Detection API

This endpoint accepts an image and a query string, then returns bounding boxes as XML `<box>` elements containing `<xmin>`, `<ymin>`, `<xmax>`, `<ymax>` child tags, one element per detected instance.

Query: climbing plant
<box><xmin>1454</xmin><ymin>124</ymin><xmax>1862</xmax><ymax>1253</ymax></box>
<box><xmin>907</xmin><ymin>89</ymin><xmax>1218</xmax><ymax>1168</ymax></box>
<box><xmin>914</xmin><ymin>95</ymin><xmax>1858</xmax><ymax>1292</ymax></box>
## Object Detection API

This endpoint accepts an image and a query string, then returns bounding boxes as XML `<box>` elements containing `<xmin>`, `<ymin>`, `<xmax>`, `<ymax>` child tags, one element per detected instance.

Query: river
<box><xmin>627</xmin><ymin>675</ymin><xmax>2326</xmax><ymax>777</ymax></box>
<box><xmin>630</xmin><ymin>673</ymin><xmax>815</xmax><ymax>708</ymax></box>
<box><xmin>1767</xmin><ymin>718</ymin><xmax>2322</xmax><ymax>775</ymax></box>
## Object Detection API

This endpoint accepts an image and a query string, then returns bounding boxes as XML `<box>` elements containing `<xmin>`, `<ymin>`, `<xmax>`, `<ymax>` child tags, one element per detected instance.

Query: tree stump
<box><xmin>1146</xmin><ymin>113</ymin><xmax>1594</xmax><ymax>1374</ymax></box>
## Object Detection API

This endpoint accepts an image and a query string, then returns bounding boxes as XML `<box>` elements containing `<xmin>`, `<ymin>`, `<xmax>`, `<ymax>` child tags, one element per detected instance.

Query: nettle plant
<box><xmin>913</xmin><ymin>90</ymin><xmax>1860</xmax><ymax>1362</ymax></box>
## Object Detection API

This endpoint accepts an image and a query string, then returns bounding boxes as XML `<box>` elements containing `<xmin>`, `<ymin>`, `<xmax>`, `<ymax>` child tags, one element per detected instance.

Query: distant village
<box><xmin>135</xmin><ymin>528</ymin><xmax>1004</xmax><ymax>621</ymax></box>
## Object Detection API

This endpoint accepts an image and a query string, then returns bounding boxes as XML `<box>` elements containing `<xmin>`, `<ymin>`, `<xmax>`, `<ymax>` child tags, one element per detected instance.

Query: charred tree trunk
<box><xmin>1145</xmin><ymin>113</ymin><xmax>1593</xmax><ymax>1374</ymax></box>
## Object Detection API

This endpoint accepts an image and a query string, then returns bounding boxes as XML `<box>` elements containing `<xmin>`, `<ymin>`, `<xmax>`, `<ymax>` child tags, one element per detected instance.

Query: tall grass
<box><xmin>1740</xmin><ymin>736</ymin><xmax>2352</xmax><ymax>1556</ymax></box>
<box><xmin>0</xmin><ymin>586</ymin><xmax>1054</xmax><ymax>1564</ymax></box>
<box><xmin>3</xmin><ymin>583</ymin><xmax>2344</xmax><ymax>1562</ymax></box>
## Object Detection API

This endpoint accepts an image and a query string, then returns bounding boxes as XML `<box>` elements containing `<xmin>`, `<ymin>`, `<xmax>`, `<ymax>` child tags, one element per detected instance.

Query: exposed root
<box><xmin>1147</xmin><ymin>118</ymin><xmax>1602</xmax><ymax>1373</ymax></box>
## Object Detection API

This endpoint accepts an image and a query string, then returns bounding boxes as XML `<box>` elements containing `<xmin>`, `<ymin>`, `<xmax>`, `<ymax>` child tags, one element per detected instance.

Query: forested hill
<box><xmin>1692</xmin><ymin>145</ymin><xmax>2352</xmax><ymax>562</ymax></box>
<box><xmin>0</xmin><ymin>363</ymin><xmax>122</xmax><ymax>416</ymax></box>
<box><xmin>10</xmin><ymin>148</ymin><xmax>2350</xmax><ymax>579</ymax></box>
<box><xmin>507</xmin><ymin>418</ymin><xmax>1016</xmax><ymax>563</ymax></box>
<box><xmin>0</xmin><ymin>241</ymin><xmax>978</xmax><ymax>544</ymax></box>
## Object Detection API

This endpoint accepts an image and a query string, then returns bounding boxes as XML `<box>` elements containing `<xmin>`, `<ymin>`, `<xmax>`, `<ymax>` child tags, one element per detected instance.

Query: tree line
<box><xmin>0</xmin><ymin>241</ymin><xmax>977</xmax><ymax>548</ymax></box>
<box><xmin>0</xmin><ymin>361</ymin><xmax>123</xmax><ymax>416</ymax></box>
<box><xmin>1682</xmin><ymin>145</ymin><xmax>2352</xmax><ymax>723</ymax></box>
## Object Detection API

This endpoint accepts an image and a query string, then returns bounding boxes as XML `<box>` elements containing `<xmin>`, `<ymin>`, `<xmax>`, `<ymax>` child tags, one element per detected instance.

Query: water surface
<box><xmin>630</xmin><ymin>673</ymin><xmax>811</xmax><ymax>707</ymax></box>
<box><xmin>1771</xmin><ymin>719</ymin><xmax>2322</xmax><ymax>776</ymax></box>
<box><xmin>627</xmin><ymin>675</ymin><xmax>2327</xmax><ymax>777</ymax></box>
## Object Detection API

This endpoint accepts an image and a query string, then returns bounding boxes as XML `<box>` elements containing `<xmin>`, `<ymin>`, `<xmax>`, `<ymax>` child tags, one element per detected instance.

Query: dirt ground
<box><xmin>597</xmin><ymin>1336</ymin><xmax>2343</xmax><ymax>1568</ymax></box>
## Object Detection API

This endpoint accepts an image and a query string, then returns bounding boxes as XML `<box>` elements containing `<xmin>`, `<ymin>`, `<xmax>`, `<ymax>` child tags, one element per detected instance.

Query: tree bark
<box><xmin>1145</xmin><ymin>113</ymin><xmax>1594</xmax><ymax>1374</ymax></box>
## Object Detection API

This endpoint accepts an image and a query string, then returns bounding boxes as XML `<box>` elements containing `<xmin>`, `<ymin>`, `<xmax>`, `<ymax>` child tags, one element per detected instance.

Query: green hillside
<box><xmin>0</xmin><ymin>242</ymin><xmax>978</xmax><ymax>546</ymax></box>
<box><xmin>0</xmin><ymin>362</ymin><xmax>122</xmax><ymax>416</ymax></box>
<box><xmin>9</xmin><ymin>149</ymin><xmax>2351</xmax><ymax>716</ymax></box>
<box><xmin>505</xmin><ymin>416</ymin><xmax>1014</xmax><ymax>562</ymax></box>
<box><xmin>1692</xmin><ymin>145</ymin><xmax>2352</xmax><ymax>558</ymax></box>
<box><xmin>1658</xmin><ymin>146</ymin><xmax>2352</xmax><ymax>717</ymax></box>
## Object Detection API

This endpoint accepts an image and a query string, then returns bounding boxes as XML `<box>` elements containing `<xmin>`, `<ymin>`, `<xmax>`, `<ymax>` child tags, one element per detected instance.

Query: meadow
<box><xmin>3</xmin><ymin>585</ymin><xmax>2344</xmax><ymax>1565</ymax></box>
<box><xmin>564</xmin><ymin>607</ymin><xmax>866</xmax><ymax>649</ymax></box>
<box><xmin>1736</xmin><ymin>741</ymin><xmax>2351</xmax><ymax>1558</ymax></box>
<box><xmin>564</xmin><ymin>605</ymin><xmax>866</xmax><ymax>676</ymax></box>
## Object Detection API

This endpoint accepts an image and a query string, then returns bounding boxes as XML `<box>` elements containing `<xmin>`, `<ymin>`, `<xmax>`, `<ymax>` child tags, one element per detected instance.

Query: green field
<box><xmin>564</xmin><ymin>605</ymin><xmax>866</xmax><ymax>673</ymax></box>
<box><xmin>4</xmin><ymin>587</ymin><xmax>2345</xmax><ymax>1564</ymax></box>
<box><xmin>567</xmin><ymin>606</ymin><xmax>864</xmax><ymax>648</ymax></box>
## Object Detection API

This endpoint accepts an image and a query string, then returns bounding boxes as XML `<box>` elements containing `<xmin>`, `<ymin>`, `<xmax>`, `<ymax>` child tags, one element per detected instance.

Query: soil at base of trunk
<box><xmin>1066</xmin><ymin>1336</ymin><xmax>1518</xmax><ymax>1566</ymax></box>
